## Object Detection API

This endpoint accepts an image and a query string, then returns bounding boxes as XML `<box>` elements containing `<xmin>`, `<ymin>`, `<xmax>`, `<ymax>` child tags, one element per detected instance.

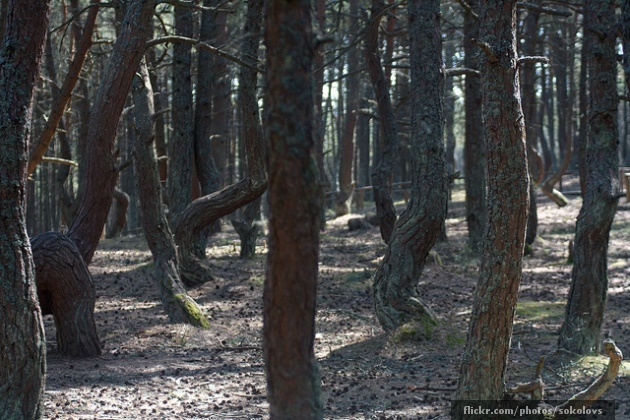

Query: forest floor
<box><xmin>43</xmin><ymin>183</ymin><xmax>630</xmax><ymax>419</ymax></box>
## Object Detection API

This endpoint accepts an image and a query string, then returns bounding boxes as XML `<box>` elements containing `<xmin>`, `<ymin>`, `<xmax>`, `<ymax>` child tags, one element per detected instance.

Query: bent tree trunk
<box><xmin>454</xmin><ymin>0</ymin><xmax>529</xmax><ymax>411</ymax></box>
<box><xmin>0</xmin><ymin>0</ymin><xmax>51</xmax><ymax>417</ymax></box>
<box><xmin>373</xmin><ymin>0</ymin><xmax>447</xmax><ymax>332</ymax></box>
<box><xmin>131</xmin><ymin>59</ymin><xmax>209</xmax><ymax>328</ymax></box>
<box><xmin>32</xmin><ymin>232</ymin><xmax>101</xmax><ymax>357</ymax></box>
<box><xmin>558</xmin><ymin>0</ymin><xmax>619</xmax><ymax>355</ymax></box>
<box><xmin>366</xmin><ymin>0</ymin><xmax>398</xmax><ymax>244</ymax></box>
<box><xmin>106</xmin><ymin>187</ymin><xmax>129</xmax><ymax>238</ymax></box>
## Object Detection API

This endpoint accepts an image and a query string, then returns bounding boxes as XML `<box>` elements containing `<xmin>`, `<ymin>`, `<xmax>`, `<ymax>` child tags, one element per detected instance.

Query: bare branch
<box><xmin>518</xmin><ymin>56</ymin><xmax>549</xmax><ymax>65</ymax></box>
<box><xmin>455</xmin><ymin>0</ymin><xmax>478</xmax><ymax>19</ymax></box>
<box><xmin>471</xmin><ymin>38</ymin><xmax>498</xmax><ymax>63</ymax></box>
<box><xmin>445</xmin><ymin>67</ymin><xmax>481</xmax><ymax>77</ymax></box>
<box><xmin>146</xmin><ymin>35</ymin><xmax>264</xmax><ymax>73</ymax></box>
<box><xmin>41</xmin><ymin>157</ymin><xmax>78</xmax><ymax>167</ymax></box>
<box><xmin>517</xmin><ymin>2</ymin><xmax>572</xmax><ymax>17</ymax></box>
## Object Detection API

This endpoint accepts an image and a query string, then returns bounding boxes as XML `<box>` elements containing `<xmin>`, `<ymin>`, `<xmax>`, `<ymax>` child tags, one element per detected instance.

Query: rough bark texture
<box><xmin>67</xmin><ymin>0</ymin><xmax>155</xmax><ymax>265</ymax></box>
<box><xmin>263</xmin><ymin>1</ymin><xmax>323</xmax><ymax>418</ymax></box>
<box><xmin>365</xmin><ymin>0</ymin><xmax>398</xmax><ymax>244</ymax></box>
<box><xmin>131</xmin><ymin>59</ymin><xmax>210</xmax><ymax>328</ymax></box>
<box><xmin>372</xmin><ymin>0</ymin><xmax>447</xmax><ymax>332</ymax></box>
<box><xmin>454</xmin><ymin>0</ymin><xmax>529</xmax><ymax>410</ymax></box>
<box><xmin>313</xmin><ymin>0</ymin><xmax>328</xmax><ymax>228</ymax></box>
<box><xmin>334</xmin><ymin>0</ymin><xmax>360</xmax><ymax>217</ymax></box>
<box><xmin>167</xmin><ymin>4</ymin><xmax>194</xmax><ymax>228</ymax></box>
<box><xmin>32</xmin><ymin>232</ymin><xmax>101</xmax><ymax>357</ymax></box>
<box><xmin>463</xmin><ymin>0</ymin><xmax>486</xmax><ymax>251</ymax></box>
<box><xmin>558</xmin><ymin>0</ymin><xmax>618</xmax><ymax>355</ymax></box>
<box><xmin>0</xmin><ymin>1</ymin><xmax>51</xmax><ymax>417</ymax></box>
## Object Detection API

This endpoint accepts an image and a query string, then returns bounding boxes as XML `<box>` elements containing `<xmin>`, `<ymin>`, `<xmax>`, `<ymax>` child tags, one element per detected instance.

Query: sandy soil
<box><xmin>43</xmin><ymin>188</ymin><xmax>630</xmax><ymax>419</ymax></box>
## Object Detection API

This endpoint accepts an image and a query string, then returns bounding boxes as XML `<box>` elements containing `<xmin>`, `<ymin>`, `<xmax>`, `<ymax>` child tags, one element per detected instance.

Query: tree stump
<box><xmin>31</xmin><ymin>232</ymin><xmax>101</xmax><ymax>357</ymax></box>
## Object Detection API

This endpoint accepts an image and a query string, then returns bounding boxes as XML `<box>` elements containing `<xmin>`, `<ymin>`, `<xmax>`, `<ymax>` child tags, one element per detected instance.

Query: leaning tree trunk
<box><xmin>463</xmin><ymin>0</ymin><xmax>486</xmax><ymax>252</ymax></box>
<box><xmin>372</xmin><ymin>0</ymin><xmax>447</xmax><ymax>332</ymax></box>
<box><xmin>106</xmin><ymin>187</ymin><xmax>129</xmax><ymax>238</ymax></box>
<box><xmin>67</xmin><ymin>0</ymin><xmax>155</xmax><ymax>264</ymax></box>
<box><xmin>454</xmin><ymin>0</ymin><xmax>529</xmax><ymax>412</ymax></box>
<box><xmin>558</xmin><ymin>0</ymin><xmax>619</xmax><ymax>355</ymax></box>
<box><xmin>365</xmin><ymin>0</ymin><xmax>398</xmax><ymax>244</ymax></box>
<box><xmin>0</xmin><ymin>0</ymin><xmax>51</xmax><ymax>418</ymax></box>
<box><xmin>263</xmin><ymin>0</ymin><xmax>323</xmax><ymax>416</ymax></box>
<box><xmin>32</xmin><ymin>232</ymin><xmax>101</xmax><ymax>357</ymax></box>
<box><xmin>130</xmin><ymin>59</ymin><xmax>210</xmax><ymax>328</ymax></box>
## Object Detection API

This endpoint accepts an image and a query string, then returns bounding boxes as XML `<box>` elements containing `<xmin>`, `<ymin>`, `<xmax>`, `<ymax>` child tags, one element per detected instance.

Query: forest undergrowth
<box><xmin>43</xmin><ymin>185</ymin><xmax>630</xmax><ymax>419</ymax></box>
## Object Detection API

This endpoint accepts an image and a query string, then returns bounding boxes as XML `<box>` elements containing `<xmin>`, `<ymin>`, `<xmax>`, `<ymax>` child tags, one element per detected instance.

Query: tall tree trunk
<box><xmin>193</xmin><ymin>0</ymin><xmax>222</xmax><ymax>248</ymax></box>
<box><xmin>168</xmin><ymin>4</ymin><xmax>194</xmax><ymax>228</ymax></box>
<box><xmin>366</xmin><ymin>0</ymin><xmax>398</xmax><ymax>244</ymax></box>
<box><xmin>334</xmin><ymin>0</ymin><xmax>360</xmax><ymax>216</ymax></box>
<box><xmin>372</xmin><ymin>0</ymin><xmax>447</xmax><ymax>332</ymax></box>
<box><xmin>0</xmin><ymin>0</ymin><xmax>51</xmax><ymax>417</ymax></box>
<box><xmin>463</xmin><ymin>0</ymin><xmax>486</xmax><ymax>252</ymax></box>
<box><xmin>622</xmin><ymin>1</ymin><xmax>630</xmax><ymax>97</ymax></box>
<box><xmin>313</xmin><ymin>0</ymin><xmax>328</xmax><ymax>228</ymax></box>
<box><xmin>454</xmin><ymin>0</ymin><xmax>529</xmax><ymax>410</ymax></box>
<box><xmin>520</xmin><ymin>8</ymin><xmax>540</xmax><ymax>249</ymax></box>
<box><xmin>131</xmin><ymin>59</ymin><xmax>210</xmax><ymax>328</ymax></box>
<box><xmin>577</xmin><ymin>9</ymin><xmax>588</xmax><ymax>195</ymax></box>
<box><xmin>558</xmin><ymin>0</ymin><xmax>619</xmax><ymax>355</ymax></box>
<box><xmin>263</xmin><ymin>1</ymin><xmax>323</xmax><ymax>417</ymax></box>
<box><xmin>231</xmin><ymin>0</ymin><xmax>264</xmax><ymax>259</ymax></box>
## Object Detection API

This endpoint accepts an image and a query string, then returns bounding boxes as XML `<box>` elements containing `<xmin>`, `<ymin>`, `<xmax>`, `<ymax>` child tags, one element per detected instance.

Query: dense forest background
<box><xmin>1</xmin><ymin>0</ymin><xmax>629</xmax><ymax>418</ymax></box>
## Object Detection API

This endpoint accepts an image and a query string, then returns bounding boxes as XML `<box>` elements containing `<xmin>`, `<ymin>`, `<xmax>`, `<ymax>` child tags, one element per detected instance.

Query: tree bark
<box><xmin>0</xmin><ymin>0</ymin><xmax>51</xmax><ymax>417</ymax></box>
<box><xmin>365</xmin><ymin>0</ymin><xmax>398</xmax><ymax>244</ymax></box>
<box><xmin>67</xmin><ymin>0</ymin><xmax>155</xmax><ymax>265</ymax></box>
<box><xmin>263</xmin><ymin>1</ymin><xmax>323</xmax><ymax>417</ymax></box>
<box><xmin>463</xmin><ymin>0</ymin><xmax>486</xmax><ymax>251</ymax></box>
<box><xmin>32</xmin><ymin>232</ymin><xmax>101</xmax><ymax>357</ymax></box>
<box><xmin>231</xmin><ymin>0</ymin><xmax>265</xmax><ymax>259</ymax></box>
<box><xmin>622</xmin><ymin>0</ymin><xmax>630</xmax><ymax>97</ymax></box>
<box><xmin>372</xmin><ymin>0</ymin><xmax>447</xmax><ymax>332</ymax></box>
<box><xmin>131</xmin><ymin>59</ymin><xmax>210</xmax><ymax>328</ymax></box>
<box><xmin>454</xmin><ymin>0</ymin><xmax>529</xmax><ymax>410</ymax></box>
<box><xmin>334</xmin><ymin>0</ymin><xmax>360</xmax><ymax>217</ymax></box>
<box><xmin>558</xmin><ymin>0</ymin><xmax>619</xmax><ymax>355</ymax></box>
<box><xmin>167</xmin><ymin>3</ymin><xmax>194</xmax><ymax>228</ymax></box>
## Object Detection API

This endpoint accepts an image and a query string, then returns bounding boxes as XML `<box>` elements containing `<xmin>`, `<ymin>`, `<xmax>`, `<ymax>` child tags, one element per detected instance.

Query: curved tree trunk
<box><xmin>67</xmin><ymin>0</ymin><xmax>155</xmax><ymax>265</ymax></box>
<box><xmin>32</xmin><ymin>232</ymin><xmax>101</xmax><ymax>357</ymax></box>
<box><xmin>372</xmin><ymin>0</ymin><xmax>447</xmax><ymax>332</ymax></box>
<box><xmin>130</xmin><ymin>59</ymin><xmax>210</xmax><ymax>328</ymax></box>
<box><xmin>365</xmin><ymin>0</ymin><xmax>399</xmax><ymax>244</ymax></box>
<box><xmin>106</xmin><ymin>187</ymin><xmax>129</xmax><ymax>238</ymax></box>
<box><xmin>558</xmin><ymin>0</ymin><xmax>619</xmax><ymax>355</ymax></box>
<box><xmin>454</xmin><ymin>0</ymin><xmax>529</xmax><ymax>410</ymax></box>
<box><xmin>463</xmin><ymin>0</ymin><xmax>486</xmax><ymax>251</ymax></box>
<box><xmin>0</xmin><ymin>0</ymin><xmax>51</xmax><ymax>417</ymax></box>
